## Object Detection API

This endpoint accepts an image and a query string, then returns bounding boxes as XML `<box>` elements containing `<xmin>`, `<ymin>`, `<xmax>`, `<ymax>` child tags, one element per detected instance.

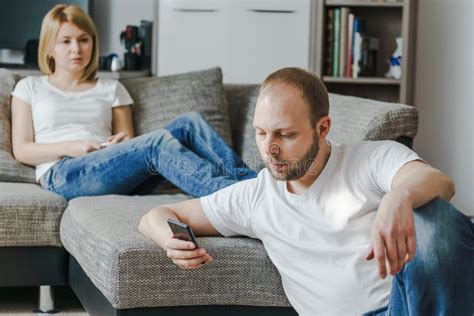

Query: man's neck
<box><xmin>286</xmin><ymin>141</ymin><xmax>332</xmax><ymax>195</ymax></box>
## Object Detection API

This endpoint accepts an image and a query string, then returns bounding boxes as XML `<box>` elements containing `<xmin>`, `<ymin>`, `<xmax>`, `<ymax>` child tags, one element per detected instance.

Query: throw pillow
<box><xmin>0</xmin><ymin>69</ymin><xmax>35</xmax><ymax>183</ymax></box>
<box><xmin>122</xmin><ymin>67</ymin><xmax>233</xmax><ymax>146</ymax></box>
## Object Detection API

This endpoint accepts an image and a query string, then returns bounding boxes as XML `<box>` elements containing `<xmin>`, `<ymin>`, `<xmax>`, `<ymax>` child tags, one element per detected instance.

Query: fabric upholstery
<box><xmin>327</xmin><ymin>93</ymin><xmax>418</xmax><ymax>144</ymax></box>
<box><xmin>60</xmin><ymin>195</ymin><xmax>290</xmax><ymax>309</ymax></box>
<box><xmin>225</xmin><ymin>85</ymin><xmax>418</xmax><ymax>171</ymax></box>
<box><xmin>122</xmin><ymin>67</ymin><xmax>233</xmax><ymax>146</ymax></box>
<box><xmin>0</xmin><ymin>182</ymin><xmax>67</xmax><ymax>247</ymax></box>
<box><xmin>0</xmin><ymin>69</ymin><xmax>35</xmax><ymax>183</ymax></box>
<box><xmin>225</xmin><ymin>84</ymin><xmax>263</xmax><ymax>171</ymax></box>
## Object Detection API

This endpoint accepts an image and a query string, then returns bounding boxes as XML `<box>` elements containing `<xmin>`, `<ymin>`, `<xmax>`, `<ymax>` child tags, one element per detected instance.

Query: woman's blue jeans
<box><xmin>364</xmin><ymin>199</ymin><xmax>474</xmax><ymax>316</ymax></box>
<box><xmin>41</xmin><ymin>112</ymin><xmax>257</xmax><ymax>200</ymax></box>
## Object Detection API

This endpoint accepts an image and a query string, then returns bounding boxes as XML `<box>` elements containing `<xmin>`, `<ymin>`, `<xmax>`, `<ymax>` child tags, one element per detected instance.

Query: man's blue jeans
<box><xmin>365</xmin><ymin>199</ymin><xmax>474</xmax><ymax>316</ymax></box>
<box><xmin>41</xmin><ymin>112</ymin><xmax>257</xmax><ymax>200</ymax></box>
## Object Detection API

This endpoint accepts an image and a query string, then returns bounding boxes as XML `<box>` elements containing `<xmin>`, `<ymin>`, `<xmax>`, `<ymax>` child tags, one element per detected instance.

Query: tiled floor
<box><xmin>0</xmin><ymin>287</ymin><xmax>87</xmax><ymax>315</ymax></box>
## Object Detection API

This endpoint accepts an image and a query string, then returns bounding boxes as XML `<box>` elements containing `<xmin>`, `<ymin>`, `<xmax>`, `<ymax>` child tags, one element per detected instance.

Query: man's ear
<box><xmin>316</xmin><ymin>116</ymin><xmax>331</xmax><ymax>137</ymax></box>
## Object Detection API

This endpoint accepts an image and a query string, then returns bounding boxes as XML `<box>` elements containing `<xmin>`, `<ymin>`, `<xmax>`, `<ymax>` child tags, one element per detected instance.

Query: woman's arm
<box><xmin>11</xmin><ymin>96</ymin><xmax>101</xmax><ymax>166</ymax></box>
<box><xmin>107</xmin><ymin>105</ymin><xmax>134</xmax><ymax>145</ymax></box>
<box><xmin>112</xmin><ymin>105</ymin><xmax>134</xmax><ymax>137</ymax></box>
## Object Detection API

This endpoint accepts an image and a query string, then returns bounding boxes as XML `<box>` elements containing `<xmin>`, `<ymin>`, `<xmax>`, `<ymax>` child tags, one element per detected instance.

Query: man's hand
<box><xmin>366</xmin><ymin>191</ymin><xmax>416</xmax><ymax>279</ymax></box>
<box><xmin>165</xmin><ymin>238</ymin><xmax>213</xmax><ymax>270</ymax></box>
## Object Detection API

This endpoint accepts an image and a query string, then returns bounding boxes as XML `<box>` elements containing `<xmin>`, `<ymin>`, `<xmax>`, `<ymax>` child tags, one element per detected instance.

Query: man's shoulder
<box><xmin>338</xmin><ymin>140</ymin><xmax>403</xmax><ymax>155</ymax></box>
<box><xmin>333</xmin><ymin>140</ymin><xmax>412</xmax><ymax>169</ymax></box>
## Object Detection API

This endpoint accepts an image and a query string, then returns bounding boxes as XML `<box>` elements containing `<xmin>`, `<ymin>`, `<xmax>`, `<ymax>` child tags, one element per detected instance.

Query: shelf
<box><xmin>323</xmin><ymin>76</ymin><xmax>401</xmax><ymax>85</ymax></box>
<box><xmin>5</xmin><ymin>69</ymin><xmax>151</xmax><ymax>79</ymax></box>
<box><xmin>325</xmin><ymin>0</ymin><xmax>405</xmax><ymax>7</ymax></box>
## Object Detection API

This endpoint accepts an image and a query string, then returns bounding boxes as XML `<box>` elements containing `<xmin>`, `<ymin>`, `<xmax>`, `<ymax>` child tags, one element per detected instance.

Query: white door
<box><xmin>226</xmin><ymin>0</ymin><xmax>311</xmax><ymax>83</ymax></box>
<box><xmin>158</xmin><ymin>0</ymin><xmax>232</xmax><ymax>76</ymax></box>
<box><xmin>157</xmin><ymin>0</ymin><xmax>311</xmax><ymax>83</ymax></box>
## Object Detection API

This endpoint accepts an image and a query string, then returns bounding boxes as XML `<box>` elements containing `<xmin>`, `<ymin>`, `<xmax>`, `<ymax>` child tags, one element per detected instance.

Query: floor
<box><xmin>0</xmin><ymin>287</ymin><xmax>87</xmax><ymax>315</ymax></box>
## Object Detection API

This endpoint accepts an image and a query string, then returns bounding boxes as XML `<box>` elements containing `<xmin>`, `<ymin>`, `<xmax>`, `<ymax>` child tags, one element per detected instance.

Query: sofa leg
<box><xmin>33</xmin><ymin>285</ymin><xmax>59</xmax><ymax>313</ymax></box>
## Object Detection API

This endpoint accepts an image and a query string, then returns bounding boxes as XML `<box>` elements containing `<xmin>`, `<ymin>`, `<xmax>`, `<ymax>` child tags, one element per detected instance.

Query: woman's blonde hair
<box><xmin>38</xmin><ymin>4</ymin><xmax>99</xmax><ymax>82</ymax></box>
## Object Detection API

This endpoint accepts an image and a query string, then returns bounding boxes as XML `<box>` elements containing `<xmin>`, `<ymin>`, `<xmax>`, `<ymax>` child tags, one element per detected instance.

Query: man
<box><xmin>139</xmin><ymin>68</ymin><xmax>473</xmax><ymax>315</ymax></box>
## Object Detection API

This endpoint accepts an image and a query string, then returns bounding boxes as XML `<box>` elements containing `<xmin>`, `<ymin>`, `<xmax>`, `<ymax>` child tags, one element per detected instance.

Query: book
<box><xmin>352</xmin><ymin>18</ymin><xmax>367</xmax><ymax>78</ymax></box>
<box><xmin>332</xmin><ymin>8</ymin><xmax>340</xmax><ymax>77</ymax></box>
<box><xmin>360</xmin><ymin>37</ymin><xmax>379</xmax><ymax>76</ymax></box>
<box><xmin>325</xmin><ymin>9</ymin><xmax>334</xmax><ymax>76</ymax></box>
<box><xmin>352</xmin><ymin>16</ymin><xmax>361</xmax><ymax>78</ymax></box>
<box><xmin>339</xmin><ymin>8</ymin><xmax>349</xmax><ymax>77</ymax></box>
<box><xmin>346</xmin><ymin>13</ymin><xmax>354</xmax><ymax>77</ymax></box>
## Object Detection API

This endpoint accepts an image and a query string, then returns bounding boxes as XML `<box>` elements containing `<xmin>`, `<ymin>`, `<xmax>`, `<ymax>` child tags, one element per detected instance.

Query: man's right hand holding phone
<box><xmin>165</xmin><ymin>237</ymin><xmax>213</xmax><ymax>270</ymax></box>
<box><xmin>138</xmin><ymin>201</ymin><xmax>220</xmax><ymax>270</ymax></box>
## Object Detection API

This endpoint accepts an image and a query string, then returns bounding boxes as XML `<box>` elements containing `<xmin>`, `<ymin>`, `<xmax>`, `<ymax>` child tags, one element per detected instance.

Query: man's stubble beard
<box><xmin>266</xmin><ymin>132</ymin><xmax>320</xmax><ymax>181</ymax></box>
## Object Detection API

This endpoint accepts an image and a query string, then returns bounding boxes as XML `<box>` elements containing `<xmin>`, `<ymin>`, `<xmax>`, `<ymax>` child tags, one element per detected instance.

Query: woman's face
<box><xmin>50</xmin><ymin>22</ymin><xmax>93</xmax><ymax>74</ymax></box>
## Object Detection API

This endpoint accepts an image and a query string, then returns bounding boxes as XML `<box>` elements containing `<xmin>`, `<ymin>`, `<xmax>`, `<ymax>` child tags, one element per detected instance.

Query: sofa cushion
<box><xmin>0</xmin><ymin>69</ymin><xmax>35</xmax><ymax>183</ymax></box>
<box><xmin>224</xmin><ymin>85</ymin><xmax>419</xmax><ymax>172</ymax></box>
<box><xmin>122</xmin><ymin>67</ymin><xmax>233</xmax><ymax>146</ymax></box>
<box><xmin>225</xmin><ymin>84</ymin><xmax>264</xmax><ymax>171</ymax></box>
<box><xmin>0</xmin><ymin>182</ymin><xmax>67</xmax><ymax>247</ymax></box>
<box><xmin>60</xmin><ymin>195</ymin><xmax>290</xmax><ymax>309</ymax></box>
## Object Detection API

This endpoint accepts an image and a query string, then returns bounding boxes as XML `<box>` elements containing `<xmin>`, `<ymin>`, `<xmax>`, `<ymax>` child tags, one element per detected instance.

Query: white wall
<box><xmin>93</xmin><ymin>0</ymin><xmax>154</xmax><ymax>56</ymax></box>
<box><xmin>413</xmin><ymin>0</ymin><xmax>474</xmax><ymax>215</ymax></box>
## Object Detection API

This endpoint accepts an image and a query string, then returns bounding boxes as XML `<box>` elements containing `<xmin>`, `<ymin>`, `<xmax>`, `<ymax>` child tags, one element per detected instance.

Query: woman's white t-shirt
<box><xmin>11</xmin><ymin>76</ymin><xmax>133</xmax><ymax>181</ymax></box>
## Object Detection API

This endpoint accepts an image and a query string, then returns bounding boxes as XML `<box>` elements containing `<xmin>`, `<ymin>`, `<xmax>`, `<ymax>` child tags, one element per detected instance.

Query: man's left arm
<box><xmin>367</xmin><ymin>160</ymin><xmax>455</xmax><ymax>279</ymax></box>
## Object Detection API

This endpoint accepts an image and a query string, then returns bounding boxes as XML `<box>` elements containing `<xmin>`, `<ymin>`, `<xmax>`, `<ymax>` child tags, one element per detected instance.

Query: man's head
<box><xmin>253</xmin><ymin>67</ymin><xmax>330</xmax><ymax>181</ymax></box>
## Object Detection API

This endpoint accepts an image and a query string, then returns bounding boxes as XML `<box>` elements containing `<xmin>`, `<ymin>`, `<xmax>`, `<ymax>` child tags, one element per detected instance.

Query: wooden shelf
<box><xmin>313</xmin><ymin>0</ymin><xmax>416</xmax><ymax>104</ymax></box>
<box><xmin>6</xmin><ymin>69</ymin><xmax>150</xmax><ymax>79</ymax></box>
<box><xmin>325</xmin><ymin>0</ymin><xmax>405</xmax><ymax>7</ymax></box>
<box><xmin>323</xmin><ymin>76</ymin><xmax>401</xmax><ymax>85</ymax></box>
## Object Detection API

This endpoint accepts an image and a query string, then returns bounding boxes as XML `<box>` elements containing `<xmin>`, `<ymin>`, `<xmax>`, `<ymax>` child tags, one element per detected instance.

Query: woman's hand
<box><xmin>106</xmin><ymin>132</ymin><xmax>130</xmax><ymax>146</ymax></box>
<box><xmin>66</xmin><ymin>140</ymin><xmax>102</xmax><ymax>157</ymax></box>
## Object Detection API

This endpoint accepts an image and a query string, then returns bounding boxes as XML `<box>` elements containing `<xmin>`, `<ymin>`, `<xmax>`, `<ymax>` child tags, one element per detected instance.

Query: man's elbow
<box><xmin>138</xmin><ymin>212</ymin><xmax>150</xmax><ymax>237</ymax></box>
<box><xmin>440</xmin><ymin>174</ymin><xmax>455</xmax><ymax>201</ymax></box>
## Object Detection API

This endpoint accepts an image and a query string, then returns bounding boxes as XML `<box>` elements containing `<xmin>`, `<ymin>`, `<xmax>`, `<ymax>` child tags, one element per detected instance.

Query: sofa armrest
<box><xmin>223</xmin><ymin>86</ymin><xmax>419</xmax><ymax>171</ymax></box>
<box><xmin>328</xmin><ymin>93</ymin><xmax>418</xmax><ymax>145</ymax></box>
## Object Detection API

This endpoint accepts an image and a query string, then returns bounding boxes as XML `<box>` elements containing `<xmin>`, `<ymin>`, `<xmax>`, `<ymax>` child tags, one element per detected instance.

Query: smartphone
<box><xmin>167</xmin><ymin>218</ymin><xmax>199</xmax><ymax>248</ymax></box>
<box><xmin>100</xmin><ymin>141</ymin><xmax>111</xmax><ymax>148</ymax></box>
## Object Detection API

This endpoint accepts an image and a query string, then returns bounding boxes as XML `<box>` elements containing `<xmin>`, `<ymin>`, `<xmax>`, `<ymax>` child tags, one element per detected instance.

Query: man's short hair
<box><xmin>261</xmin><ymin>67</ymin><xmax>329</xmax><ymax>126</ymax></box>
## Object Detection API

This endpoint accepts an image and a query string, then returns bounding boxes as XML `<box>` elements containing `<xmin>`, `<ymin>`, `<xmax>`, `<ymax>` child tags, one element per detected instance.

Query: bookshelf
<box><xmin>312</xmin><ymin>0</ymin><xmax>417</xmax><ymax>105</ymax></box>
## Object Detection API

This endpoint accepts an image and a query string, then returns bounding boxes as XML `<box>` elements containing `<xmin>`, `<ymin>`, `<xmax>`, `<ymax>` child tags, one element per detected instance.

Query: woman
<box><xmin>11</xmin><ymin>4</ymin><xmax>255</xmax><ymax>200</ymax></box>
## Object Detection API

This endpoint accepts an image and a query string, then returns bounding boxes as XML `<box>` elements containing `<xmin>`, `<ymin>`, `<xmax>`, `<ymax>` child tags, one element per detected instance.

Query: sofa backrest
<box><xmin>0</xmin><ymin>69</ymin><xmax>35</xmax><ymax>183</ymax></box>
<box><xmin>224</xmin><ymin>84</ymin><xmax>418</xmax><ymax>171</ymax></box>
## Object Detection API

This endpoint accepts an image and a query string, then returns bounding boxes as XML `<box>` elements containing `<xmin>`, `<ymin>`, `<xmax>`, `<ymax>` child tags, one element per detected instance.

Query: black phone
<box><xmin>167</xmin><ymin>219</ymin><xmax>199</xmax><ymax>248</ymax></box>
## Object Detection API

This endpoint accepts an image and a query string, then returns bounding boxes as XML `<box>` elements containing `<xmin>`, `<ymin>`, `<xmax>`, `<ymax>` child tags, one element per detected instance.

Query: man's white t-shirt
<box><xmin>200</xmin><ymin>140</ymin><xmax>422</xmax><ymax>316</ymax></box>
<box><xmin>11</xmin><ymin>76</ymin><xmax>133</xmax><ymax>181</ymax></box>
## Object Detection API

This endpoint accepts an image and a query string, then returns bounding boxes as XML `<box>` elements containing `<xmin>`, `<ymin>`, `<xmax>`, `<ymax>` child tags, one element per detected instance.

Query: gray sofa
<box><xmin>0</xmin><ymin>68</ymin><xmax>418</xmax><ymax>315</ymax></box>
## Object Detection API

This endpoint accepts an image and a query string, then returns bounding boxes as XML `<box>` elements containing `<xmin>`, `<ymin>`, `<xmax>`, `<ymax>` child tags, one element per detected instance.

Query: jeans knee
<box><xmin>147</xmin><ymin>129</ymin><xmax>175</xmax><ymax>146</ymax></box>
<box><xmin>174</xmin><ymin>111</ymin><xmax>206</xmax><ymax>126</ymax></box>
<box><xmin>413</xmin><ymin>198</ymin><xmax>473</xmax><ymax>263</ymax></box>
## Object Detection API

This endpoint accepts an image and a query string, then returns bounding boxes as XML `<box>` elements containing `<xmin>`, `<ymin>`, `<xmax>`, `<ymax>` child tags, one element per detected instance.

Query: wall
<box><xmin>93</xmin><ymin>0</ymin><xmax>154</xmax><ymax>56</ymax></box>
<box><xmin>413</xmin><ymin>0</ymin><xmax>473</xmax><ymax>215</ymax></box>
<box><xmin>0</xmin><ymin>0</ymin><xmax>154</xmax><ymax>63</ymax></box>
